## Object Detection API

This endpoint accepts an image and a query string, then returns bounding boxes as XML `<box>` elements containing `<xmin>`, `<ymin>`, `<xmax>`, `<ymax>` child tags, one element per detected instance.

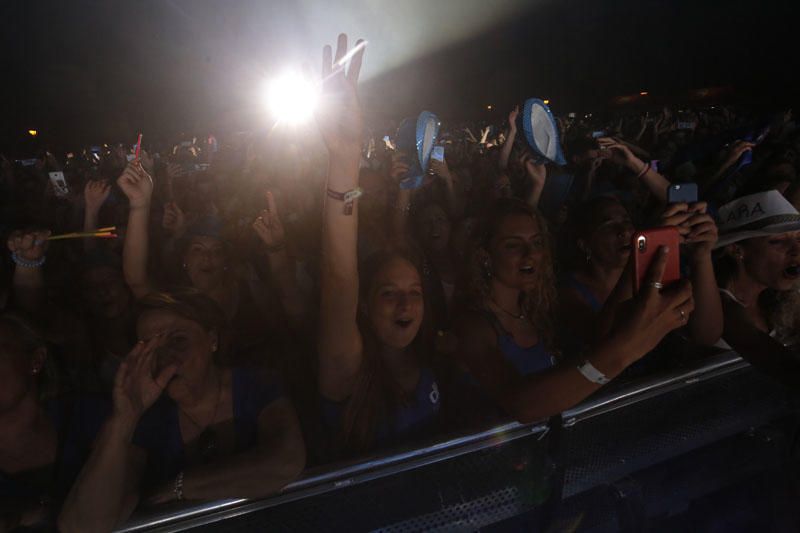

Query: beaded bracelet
<box><xmin>11</xmin><ymin>252</ymin><xmax>46</xmax><ymax>268</ymax></box>
<box><xmin>173</xmin><ymin>471</ymin><xmax>185</xmax><ymax>501</ymax></box>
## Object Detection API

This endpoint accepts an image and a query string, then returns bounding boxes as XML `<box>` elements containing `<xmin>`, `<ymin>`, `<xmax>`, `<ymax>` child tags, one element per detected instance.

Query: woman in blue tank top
<box><xmin>316</xmin><ymin>37</ymin><xmax>440</xmax><ymax>458</ymax></box>
<box><xmin>59</xmin><ymin>289</ymin><xmax>305</xmax><ymax>532</ymax></box>
<box><xmin>453</xmin><ymin>199</ymin><xmax>697</xmax><ymax>424</ymax></box>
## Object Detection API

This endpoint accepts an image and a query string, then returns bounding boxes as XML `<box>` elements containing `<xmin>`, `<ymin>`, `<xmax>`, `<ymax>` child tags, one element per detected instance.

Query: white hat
<box><xmin>715</xmin><ymin>190</ymin><xmax>800</xmax><ymax>248</ymax></box>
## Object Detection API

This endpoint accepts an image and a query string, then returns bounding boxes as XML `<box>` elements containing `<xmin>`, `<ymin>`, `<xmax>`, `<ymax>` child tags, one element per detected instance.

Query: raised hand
<box><xmin>7</xmin><ymin>229</ymin><xmax>51</xmax><ymax>263</ymax></box>
<box><xmin>84</xmin><ymin>179</ymin><xmax>111</xmax><ymax>213</ymax></box>
<box><xmin>162</xmin><ymin>201</ymin><xmax>187</xmax><ymax>237</ymax></box>
<box><xmin>721</xmin><ymin>140</ymin><xmax>756</xmax><ymax>168</ymax></box>
<box><xmin>661</xmin><ymin>202</ymin><xmax>717</xmax><ymax>257</ymax></box>
<box><xmin>520</xmin><ymin>153</ymin><xmax>547</xmax><ymax>187</ymax></box>
<box><xmin>117</xmin><ymin>161</ymin><xmax>153</xmax><ymax>209</ymax></box>
<box><xmin>252</xmin><ymin>191</ymin><xmax>286</xmax><ymax>248</ymax></box>
<box><xmin>508</xmin><ymin>106</ymin><xmax>519</xmax><ymax>132</ymax></box>
<box><xmin>614</xmin><ymin>247</ymin><xmax>695</xmax><ymax>355</ymax></box>
<box><xmin>389</xmin><ymin>152</ymin><xmax>411</xmax><ymax>181</ymax></box>
<box><xmin>112</xmin><ymin>335</ymin><xmax>176</xmax><ymax>423</ymax></box>
<box><xmin>430</xmin><ymin>158</ymin><xmax>453</xmax><ymax>181</ymax></box>
<box><xmin>316</xmin><ymin>33</ymin><xmax>366</xmax><ymax>158</ymax></box>
<box><xmin>166</xmin><ymin>162</ymin><xmax>187</xmax><ymax>181</ymax></box>
<box><xmin>597</xmin><ymin>137</ymin><xmax>643</xmax><ymax>172</ymax></box>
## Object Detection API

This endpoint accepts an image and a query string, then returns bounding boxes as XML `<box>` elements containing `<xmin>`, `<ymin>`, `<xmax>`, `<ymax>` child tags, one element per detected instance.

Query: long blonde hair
<box><xmin>464</xmin><ymin>199</ymin><xmax>559</xmax><ymax>352</ymax></box>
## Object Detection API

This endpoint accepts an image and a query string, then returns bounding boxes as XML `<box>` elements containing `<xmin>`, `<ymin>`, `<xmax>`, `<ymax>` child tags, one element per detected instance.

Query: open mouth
<box><xmin>784</xmin><ymin>265</ymin><xmax>800</xmax><ymax>279</ymax></box>
<box><xmin>519</xmin><ymin>266</ymin><xmax>535</xmax><ymax>275</ymax></box>
<box><xmin>395</xmin><ymin>318</ymin><xmax>414</xmax><ymax>329</ymax></box>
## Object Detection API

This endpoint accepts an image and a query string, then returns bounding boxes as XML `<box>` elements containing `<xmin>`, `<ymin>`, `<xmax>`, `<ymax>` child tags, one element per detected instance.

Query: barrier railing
<box><xmin>116</xmin><ymin>351</ymin><xmax>788</xmax><ymax>532</ymax></box>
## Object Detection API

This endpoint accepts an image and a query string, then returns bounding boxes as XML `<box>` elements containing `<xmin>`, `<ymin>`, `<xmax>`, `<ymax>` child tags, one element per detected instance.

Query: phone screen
<box><xmin>431</xmin><ymin>146</ymin><xmax>445</xmax><ymax>162</ymax></box>
<box><xmin>48</xmin><ymin>171</ymin><xmax>69</xmax><ymax>197</ymax></box>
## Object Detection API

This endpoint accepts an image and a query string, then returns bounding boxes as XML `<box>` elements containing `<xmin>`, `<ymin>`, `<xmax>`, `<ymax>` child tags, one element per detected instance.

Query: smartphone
<box><xmin>431</xmin><ymin>146</ymin><xmax>445</xmax><ymax>163</ymax></box>
<box><xmin>48</xmin><ymin>171</ymin><xmax>70</xmax><ymax>197</ymax></box>
<box><xmin>677</xmin><ymin>122</ymin><xmax>695</xmax><ymax>130</ymax></box>
<box><xmin>16</xmin><ymin>159</ymin><xmax>39</xmax><ymax>167</ymax></box>
<box><xmin>568</xmin><ymin>112</ymin><xmax>576</xmax><ymax>119</ymax></box>
<box><xmin>666</xmin><ymin>183</ymin><xmax>698</xmax><ymax>204</ymax></box>
<box><xmin>632</xmin><ymin>227</ymin><xmax>681</xmax><ymax>293</ymax></box>
<box><xmin>591</xmin><ymin>130</ymin><xmax>607</xmax><ymax>139</ymax></box>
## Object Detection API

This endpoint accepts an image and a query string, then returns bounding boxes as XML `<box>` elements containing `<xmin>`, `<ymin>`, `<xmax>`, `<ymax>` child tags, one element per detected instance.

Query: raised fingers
<box><xmin>347</xmin><ymin>39</ymin><xmax>365</xmax><ymax>84</ymax></box>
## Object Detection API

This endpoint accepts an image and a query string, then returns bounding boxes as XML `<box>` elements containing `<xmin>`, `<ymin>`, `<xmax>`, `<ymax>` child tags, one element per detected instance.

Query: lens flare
<box><xmin>263</xmin><ymin>72</ymin><xmax>319</xmax><ymax>125</ymax></box>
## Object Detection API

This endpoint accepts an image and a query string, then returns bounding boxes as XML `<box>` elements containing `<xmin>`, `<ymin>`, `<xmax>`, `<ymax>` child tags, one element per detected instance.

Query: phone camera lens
<box><xmin>637</xmin><ymin>236</ymin><xmax>647</xmax><ymax>252</ymax></box>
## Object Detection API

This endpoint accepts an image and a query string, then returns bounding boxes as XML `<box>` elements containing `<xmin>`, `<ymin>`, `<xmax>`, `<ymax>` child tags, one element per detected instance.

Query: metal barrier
<box><xmin>116</xmin><ymin>352</ymin><xmax>799</xmax><ymax>532</ymax></box>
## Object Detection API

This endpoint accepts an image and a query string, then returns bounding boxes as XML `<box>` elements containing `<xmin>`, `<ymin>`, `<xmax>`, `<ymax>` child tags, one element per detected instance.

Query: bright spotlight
<box><xmin>264</xmin><ymin>72</ymin><xmax>319</xmax><ymax>125</ymax></box>
<box><xmin>28</xmin><ymin>129</ymin><xmax>38</xmax><ymax>137</ymax></box>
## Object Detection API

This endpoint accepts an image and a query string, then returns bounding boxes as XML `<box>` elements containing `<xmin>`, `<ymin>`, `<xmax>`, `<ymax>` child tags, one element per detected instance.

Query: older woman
<box><xmin>713</xmin><ymin>190</ymin><xmax>800</xmax><ymax>386</ymax></box>
<box><xmin>58</xmin><ymin>289</ymin><xmax>305</xmax><ymax>532</ymax></box>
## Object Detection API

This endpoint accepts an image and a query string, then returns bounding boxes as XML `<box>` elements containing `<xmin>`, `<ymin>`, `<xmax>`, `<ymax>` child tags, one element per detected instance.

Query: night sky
<box><xmin>1</xmin><ymin>0</ymin><xmax>797</xmax><ymax>154</ymax></box>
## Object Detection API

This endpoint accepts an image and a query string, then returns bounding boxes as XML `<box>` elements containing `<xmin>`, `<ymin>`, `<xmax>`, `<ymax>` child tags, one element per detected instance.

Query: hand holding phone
<box><xmin>431</xmin><ymin>146</ymin><xmax>445</xmax><ymax>163</ymax></box>
<box><xmin>666</xmin><ymin>183</ymin><xmax>698</xmax><ymax>204</ymax></box>
<box><xmin>632</xmin><ymin>227</ymin><xmax>680</xmax><ymax>293</ymax></box>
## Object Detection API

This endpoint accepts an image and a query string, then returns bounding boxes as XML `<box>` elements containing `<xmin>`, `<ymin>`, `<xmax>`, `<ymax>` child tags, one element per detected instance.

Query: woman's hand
<box><xmin>389</xmin><ymin>153</ymin><xmax>410</xmax><ymax>182</ymax></box>
<box><xmin>112</xmin><ymin>335</ymin><xmax>176</xmax><ymax>424</ymax></box>
<box><xmin>162</xmin><ymin>201</ymin><xmax>187</xmax><ymax>237</ymax></box>
<box><xmin>117</xmin><ymin>162</ymin><xmax>153</xmax><ymax>209</ymax></box>
<box><xmin>613</xmin><ymin>247</ymin><xmax>695</xmax><ymax>356</ymax></box>
<box><xmin>316</xmin><ymin>33</ymin><xmax>366</xmax><ymax>160</ymax></box>
<box><xmin>252</xmin><ymin>191</ymin><xmax>286</xmax><ymax>248</ymax></box>
<box><xmin>430</xmin><ymin>158</ymin><xmax>453</xmax><ymax>181</ymax></box>
<box><xmin>597</xmin><ymin>137</ymin><xmax>644</xmax><ymax>173</ymax></box>
<box><xmin>84</xmin><ymin>180</ymin><xmax>111</xmax><ymax>214</ymax></box>
<box><xmin>720</xmin><ymin>140</ymin><xmax>755</xmax><ymax>169</ymax></box>
<box><xmin>520</xmin><ymin>153</ymin><xmax>547</xmax><ymax>187</ymax></box>
<box><xmin>508</xmin><ymin>106</ymin><xmax>519</xmax><ymax>132</ymax></box>
<box><xmin>660</xmin><ymin>202</ymin><xmax>719</xmax><ymax>257</ymax></box>
<box><xmin>7</xmin><ymin>230</ymin><xmax>50</xmax><ymax>262</ymax></box>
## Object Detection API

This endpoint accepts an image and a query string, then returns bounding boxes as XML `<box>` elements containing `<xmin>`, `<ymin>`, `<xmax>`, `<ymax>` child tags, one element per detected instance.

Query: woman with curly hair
<box><xmin>452</xmin><ymin>199</ymin><xmax>696</xmax><ymax>424</ymax></box>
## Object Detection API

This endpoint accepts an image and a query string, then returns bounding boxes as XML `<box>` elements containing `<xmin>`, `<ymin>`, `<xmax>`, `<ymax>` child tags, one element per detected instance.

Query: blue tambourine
<box><xmin>396</xmin><ymin>111</ymin><xmax>441</xmax><ymax>190</ymax></box>
<box><xmin>520</xmin><ymin>98</ymin><xmax>566</xmax><ymax>166</ymax></box>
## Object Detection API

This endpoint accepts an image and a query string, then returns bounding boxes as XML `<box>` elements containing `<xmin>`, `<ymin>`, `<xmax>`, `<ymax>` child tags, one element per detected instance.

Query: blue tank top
<box><xmin>563</xmin><ymin>273</ymin><xmax>603</xmax><ymax>313</ymax></box>
<box><xmin>322</xmin><ymin>367</ymin><xmax>441</xmax><ymax>447</ymax></box>
<box><xmin>484</xmin><ymin>311</ymin><xmax>555</xmax><ymax>376</ymax></box>
<box><xmin>132</xmin><ymin>368</ymin><xmax>283</xmax><ymax>485</ymax></box>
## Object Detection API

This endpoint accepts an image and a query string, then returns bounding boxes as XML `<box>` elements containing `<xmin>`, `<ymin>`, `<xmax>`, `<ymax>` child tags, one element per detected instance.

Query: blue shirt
<box><xmin>322</xmin><ymin>367</ymin><xmax>441</xmax><ymax>449</ymax></box>
<box><xmin>132</xmin><ymin>368</ymin><xmax>282</xmax><ymax>486</ymax></box>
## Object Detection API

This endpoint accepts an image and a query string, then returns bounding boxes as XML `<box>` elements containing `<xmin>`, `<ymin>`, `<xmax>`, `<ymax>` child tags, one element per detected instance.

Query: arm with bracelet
<box><xmin>454</xmin><ymin>247</ymin><xmax>694</xmax><ymax>423</ymax></box>
<box><xmin>6</xmin><ymin>229</ymin><xmax>50</xmax><ymax>314</ymax></box>
<box><xmin>316</xmin><ymin>34</ymin><xmax>369</xmax><ymax>402</ymax></box>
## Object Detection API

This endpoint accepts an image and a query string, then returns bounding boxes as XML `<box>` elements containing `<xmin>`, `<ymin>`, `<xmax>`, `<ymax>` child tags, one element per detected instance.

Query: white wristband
<box><xmin>576</xmin><ymin>360</ymin><xmax>610</xmax><ymax>385</ymax></box>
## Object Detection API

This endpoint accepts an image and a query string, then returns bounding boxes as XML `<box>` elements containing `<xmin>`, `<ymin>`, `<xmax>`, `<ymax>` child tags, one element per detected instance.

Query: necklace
<box><xmin>179</xmin><ymin>372</ymin><xmax>224</xmax><ymax>462</ymax></box>
<box><xmin>489</xmin><ymin>298</ymin><xmax>526</xmax><ymax>320</ymax></box>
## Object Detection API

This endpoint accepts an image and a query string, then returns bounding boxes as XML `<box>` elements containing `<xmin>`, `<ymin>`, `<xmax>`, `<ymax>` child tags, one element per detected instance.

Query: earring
<box><xmin>483</xmin><ymin>260</ymin><xmax>492</xmax><ymax>279</ymax></box>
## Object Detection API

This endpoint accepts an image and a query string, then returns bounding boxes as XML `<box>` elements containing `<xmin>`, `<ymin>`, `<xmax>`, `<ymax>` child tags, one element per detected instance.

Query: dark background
<box><xmin>1</xmin><ymin>0</ymin><xmax>797</xmax><ymax>155</ymax></box>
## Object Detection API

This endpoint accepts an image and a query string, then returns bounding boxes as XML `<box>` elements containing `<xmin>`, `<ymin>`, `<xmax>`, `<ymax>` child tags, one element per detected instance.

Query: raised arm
<box><xmin>521</xmin><ymin>153</ymin><xmax>547</xmax><ymax>209</ymax></box>
<box><xmin>253</xmin><ymin>191</ymin><xmax>308</xmax><ymax>330</ymax></box>
<box><xmin>118</xmin><ymin>162</ymin><xmax>155</xmax><ymax>299</ymax></box>
<box><xmin>316</xmin><ymin>34</ymin><xmax>368</xmax><ymax>401</ymax></box>
<box><xmin>6</xmin><ymin>230</ymin><xmax>50</xmax><ymax>314</ymax></box>
<box><xmin>660</xmin><ymin>202</ymin><xmax>723</xmax><ymax>346</ymax></box>
<box><xmin>59</xmin><ymin>337</ymin><xmax>176</xmax><ymax>533</ymax></box>
<box><xmin>83</xmin><ymin>180</ymin><xmax>111</xmax><ymax>252</ymax></box>
<box><xmin>455</xmin><ymin>248</ymin><xmax>694</xmax><ymax>423</ymax></box>
<box><xmin>598</xmin><ymin>137</ymin><xmax>669</xmax><ymax>203</ymax></box>
<box><xmin>498</xmin><ymin>106</ymin><xmax>519</xmax><ymax>171</ymax></box>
